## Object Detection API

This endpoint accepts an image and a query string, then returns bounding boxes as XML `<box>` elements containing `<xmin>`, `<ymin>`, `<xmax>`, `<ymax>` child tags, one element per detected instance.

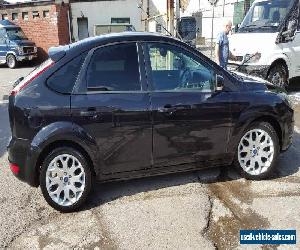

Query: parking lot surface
<box><xmin>0</xmin><ymin>66</ymin><xmax>299</xmax><ymax>249</ymax></box>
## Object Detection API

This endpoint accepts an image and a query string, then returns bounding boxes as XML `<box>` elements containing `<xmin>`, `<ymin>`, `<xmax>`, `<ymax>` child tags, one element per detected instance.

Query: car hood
<box><xmin>228</xmin><ymin>32</ymin><xmax>278</xmax><ymax>56</ymax></box>
<box><xmin>10</xmin><ymin>40</ymin><xmax>35</xmax><ymax>46</ymax></box>
<box><xmin>230</xmin><ymin>70</ymin><xmax>285</xmax><ymax>93</ymax></box>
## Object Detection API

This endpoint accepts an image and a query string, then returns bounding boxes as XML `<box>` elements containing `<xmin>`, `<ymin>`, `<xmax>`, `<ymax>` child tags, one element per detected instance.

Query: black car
<box><xmin>7</xmin><ymin>32</ymin><xmax>294</xmax><ymax>212</ymax></box>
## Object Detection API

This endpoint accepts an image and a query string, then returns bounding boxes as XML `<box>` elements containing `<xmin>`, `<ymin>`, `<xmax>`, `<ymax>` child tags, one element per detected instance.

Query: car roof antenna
<box><xmin>137</xmin><ymin>3</ymin><xmax>183</xmax><ymax>41</ymax></box>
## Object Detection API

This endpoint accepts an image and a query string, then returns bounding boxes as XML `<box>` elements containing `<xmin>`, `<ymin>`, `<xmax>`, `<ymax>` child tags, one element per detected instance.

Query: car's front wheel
<box><xmin>6</xmin><ymin>54</ymin><xmax>17</xmax><ymax>69</ymax></box>
<box><xmin>40</xmin><ymin>147</ymin><xmax>92</xmax><ymax>212</ymax></box>
<box><xmin>234</xmin><ymin>122</ymin><xmax>279</xmax><ymax>180</ymax></box>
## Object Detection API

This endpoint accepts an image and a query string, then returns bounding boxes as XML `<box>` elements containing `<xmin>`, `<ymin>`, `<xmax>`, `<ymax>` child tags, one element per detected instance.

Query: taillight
<box><xmin>11</xmin><ymin>59</ymin><xmax>54</xmax><ymax>96</ymax></box>
<box><xmin>10</xmin><ymin>163</ymin><xmax>20</xmax><ymax>175</ymax></box>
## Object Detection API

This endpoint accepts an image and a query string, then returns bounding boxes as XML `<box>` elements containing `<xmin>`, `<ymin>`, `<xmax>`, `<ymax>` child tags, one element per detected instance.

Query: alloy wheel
<box><xmin>46</xmin><ymin>154</ymin><xmax>85</xmax><ymax>207</ymax></box>
<box><xmin>238</xmin><ymin>129</ymin><xmax>274</xmax><ymax>176</ymax></box>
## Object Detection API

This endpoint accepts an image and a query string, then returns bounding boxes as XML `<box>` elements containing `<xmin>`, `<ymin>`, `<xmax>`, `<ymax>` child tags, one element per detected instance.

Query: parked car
<box><xmin>0</xmin><ymin>20</ymin><xmax>37</xmax><ymax>68</ymax></box>
<box><xmin>229</xmin><ymin>0</ymin><xmax>299</xmax><ymax>88</ymax></box>
<box><xmin>7</xmin><ymin>32</ymin><xmax>294</xmax><ymax>212</ymax></box>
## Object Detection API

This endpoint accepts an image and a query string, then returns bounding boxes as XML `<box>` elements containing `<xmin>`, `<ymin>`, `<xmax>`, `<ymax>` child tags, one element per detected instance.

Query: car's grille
<box><xmin>23</xmin><ymin>46</ymin><xmax>34</xmax><ymax>54</ymax></box>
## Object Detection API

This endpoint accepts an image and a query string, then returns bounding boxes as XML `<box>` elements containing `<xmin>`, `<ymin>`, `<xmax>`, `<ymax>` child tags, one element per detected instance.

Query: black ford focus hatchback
<box><xmin>7</xmin><ymin>32</ymin><xmax>294</xmax><ymax>212</ymax></box>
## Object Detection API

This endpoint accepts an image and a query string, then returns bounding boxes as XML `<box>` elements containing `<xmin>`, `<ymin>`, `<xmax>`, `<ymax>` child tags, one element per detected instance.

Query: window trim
<box><xmin>73</xmin><ymin>41</ymin><xmax>146</xmax><ymax>94</ymax></box>
<box><xmin>142</xmin><ymin>41</ymin><xmax>219</xmax><ymax>93</ymax></box>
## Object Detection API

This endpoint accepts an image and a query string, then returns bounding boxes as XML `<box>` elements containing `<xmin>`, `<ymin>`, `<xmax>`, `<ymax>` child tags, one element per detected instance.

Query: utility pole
<box><xmin>167</xmin><ymin>0</ymin><xmax>175</xmax><ymax>36</ymax></box>
<box><xmin>175</xmin><ymin>0</ymin><xmax>180</xmax><ymax>37</ymax></box>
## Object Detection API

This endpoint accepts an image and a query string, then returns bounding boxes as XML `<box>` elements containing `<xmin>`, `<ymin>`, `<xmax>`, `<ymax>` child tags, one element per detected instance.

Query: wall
<box><xmin>0</xmin><ymin>2</ymin><xmax>70</xmax><ymax>60</ymax></box>
<box><xmin>70</xmin><ymin>0</ymin><xmax>143</xmax><ymax>41</ymax></box>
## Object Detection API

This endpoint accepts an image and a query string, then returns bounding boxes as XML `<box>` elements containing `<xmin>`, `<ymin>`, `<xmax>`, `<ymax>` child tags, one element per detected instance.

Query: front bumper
<box><xmin>16</xmin><ymin>53</ymin><xmax>37</xmax><ymax>62</ymax></box>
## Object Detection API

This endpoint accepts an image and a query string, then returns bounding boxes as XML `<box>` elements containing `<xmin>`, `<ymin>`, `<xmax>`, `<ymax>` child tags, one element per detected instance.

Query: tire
<box><xmin>267</xmin><ymin>63</ymin><xmax>288</xmax><ymax>89</ymax></box>
<box><xmin>6</xmin><ymin>54</ymin><xmax>17</xmax><ymax>69</ymax></box>
<box><xmin>40</xmin><ymin>147</ymin><xmax>92</xmax><ymax>212</ymax></box>
<box><xmin>234</xmin><ymin>122</ymin><xmax>280</xmax><ymax>180</ymax></box>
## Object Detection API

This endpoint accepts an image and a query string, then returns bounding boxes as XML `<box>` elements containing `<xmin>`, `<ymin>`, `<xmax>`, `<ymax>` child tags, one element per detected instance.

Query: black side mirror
<box><xmin>232</xmin><ymin>24</ymin><xmax>240</xmax><ymax>33</ymax></box>
<box><xmin>216</xmin><ymin>75</ymin><xmax>224</xmax><ymax>91</ymax></box>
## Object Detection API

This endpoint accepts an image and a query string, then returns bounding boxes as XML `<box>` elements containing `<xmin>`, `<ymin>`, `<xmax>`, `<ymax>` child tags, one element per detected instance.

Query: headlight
<box><xmin>16</xmin><ymin>46</ymin><xmax>23</xmax><ymax>55</ymax></box>
<box><xmin>244</xmin><ymin>53</ymin><xmax>261</xmax><ymax>63</ymax></box>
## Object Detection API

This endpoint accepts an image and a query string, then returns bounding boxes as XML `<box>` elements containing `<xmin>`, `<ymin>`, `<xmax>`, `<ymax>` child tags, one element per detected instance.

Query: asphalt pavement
<box><xmin>0</xmin><ymin>66</ymin><xmax>299</xmax><ymax>249</ymax></box>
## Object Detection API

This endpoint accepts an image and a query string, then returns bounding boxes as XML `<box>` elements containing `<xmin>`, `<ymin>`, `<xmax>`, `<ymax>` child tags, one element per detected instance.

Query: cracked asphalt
<box><xmin>0</xmin><ymin>67</ymin><xmax>300</xmax><ymax>249</ymax></box>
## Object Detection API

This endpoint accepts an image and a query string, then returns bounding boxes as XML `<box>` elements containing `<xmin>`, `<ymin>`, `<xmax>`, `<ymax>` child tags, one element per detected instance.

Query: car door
<box><xmin>0</xmin><ymin>29</ymin><xmax>7</xmax><ymax>63</ymax></box>
<box><xmin>71</xmin><ymin>42</ymin><xmax>152</xmax><ymax>175</ymax></box>
<box><xmin>143</xmin><ymin>42</ymin><xmax>233</xmax><ymax>168</ymax></box>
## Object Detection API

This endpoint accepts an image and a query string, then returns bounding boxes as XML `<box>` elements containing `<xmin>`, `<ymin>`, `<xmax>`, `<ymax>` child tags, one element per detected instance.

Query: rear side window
<box><xmin>86</xmin><ymin>43</ymin><xmax>140</xmax><ymax>91</ymax></box>
<box><xmin>47</xmin><ymin>52</ymin><xmax>87</xmax><ymax>94</ymax></box>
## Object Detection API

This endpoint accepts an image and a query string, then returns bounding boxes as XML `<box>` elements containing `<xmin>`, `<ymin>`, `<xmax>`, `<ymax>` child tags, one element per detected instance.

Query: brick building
<box><xmin>0</xmin><ymin>0</ymin><xmax>70</xmax><ymax>60</ymax></box>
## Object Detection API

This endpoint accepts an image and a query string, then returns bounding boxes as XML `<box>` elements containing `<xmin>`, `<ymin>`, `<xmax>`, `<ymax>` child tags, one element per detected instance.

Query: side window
<box><xmin>86</xmin><ymin>43</ymin><xmax>140</xmax><ymax>91</ymax></box>
<box><xmin>47</xmin><ymin>52</ymin><xmax>87</xmax><ymax>94</ymax></box>
<box><xmin>0</xmin><ymin>29</ymin><xmax>6</xmax><ymax>44</ymax></box>
<box><xmin>147</xmin><ymin>43</ymin><xmax>215</xmax><ymax>91</ymax></box>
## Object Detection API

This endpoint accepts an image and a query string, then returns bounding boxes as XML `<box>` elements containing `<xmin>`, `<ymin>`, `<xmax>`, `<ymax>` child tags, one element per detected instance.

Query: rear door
<box><xmin>71</xmin><ymin>42</ymin><xmax>152</xmax><ymax>175</ymax></box>
<box><xmin>143</xmin><ymin>42</ymin><xmax>233</xmax><ymax>168</ymax></box>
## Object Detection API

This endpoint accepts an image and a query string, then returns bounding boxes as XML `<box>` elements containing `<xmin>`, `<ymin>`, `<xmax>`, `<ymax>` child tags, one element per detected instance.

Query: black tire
<box><xmin>233</xmin><ymin>122</ymin><xmax>280</xmax><ymax>180</ymax></box>
<box><xmin>40</xmin><ymin>147</ymin><xmax>92</xmax><ymax>212</ymax></box>
<box><xmin>267</xmin><ymin>63</ymin><xmax>288</xmax><ymax>89</ymax></box>
<box><xmin>6</xmin><ymin>54</ymin><xmax>17</xmax><ymax>69</ymax></box>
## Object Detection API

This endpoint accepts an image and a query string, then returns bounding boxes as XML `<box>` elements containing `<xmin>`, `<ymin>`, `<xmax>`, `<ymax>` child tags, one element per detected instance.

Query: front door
<box><xmin>71</xmin><ymin>42</ymin><xmax>152</xmax><ymax>175</ymax></box>
<box><xmin>144</xmin><ymin>42</ymin><xmax>232</xmax><ymax>168</ymax></box>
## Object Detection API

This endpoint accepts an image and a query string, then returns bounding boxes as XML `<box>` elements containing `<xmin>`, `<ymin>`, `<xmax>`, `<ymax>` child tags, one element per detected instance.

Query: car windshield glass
<box><xmin>238</xmin><ymin>0</ymin><xmax>294</xmax><ymax>33</ymax></box>
<box><xmin>6</xmin><ymin>28</ymin><xmax>28</xmax><ymax>40</ymax></box>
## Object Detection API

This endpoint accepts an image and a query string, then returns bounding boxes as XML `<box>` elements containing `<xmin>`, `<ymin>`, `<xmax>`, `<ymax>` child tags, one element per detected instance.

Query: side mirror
<box><xmin>216</xmin><ymin>75</ymin><xmax>224</xmax><ymax>91</ymax></box>
<box><xmin>282</xmin><ymin>20</ymin><xmax>298</xmax><ymax>39</ymax></box>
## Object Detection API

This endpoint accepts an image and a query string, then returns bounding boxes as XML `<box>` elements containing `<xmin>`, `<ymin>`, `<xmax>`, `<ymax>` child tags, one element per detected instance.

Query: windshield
<box><xmin>6</xmin><ymin>28</ymin><xmax>28</xmax><ymax>40</ymax></box>
<box><xmin>238</xmin><ymin>0</ymin><xmax>294</xmax><ymax>33</ymax></box>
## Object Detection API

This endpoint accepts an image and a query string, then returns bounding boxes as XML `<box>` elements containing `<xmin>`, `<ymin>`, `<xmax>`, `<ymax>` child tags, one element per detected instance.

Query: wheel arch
<box><xmin>267</xmin><ymin>58</ymin><xmax>289</xmax><ymax>80</ymax></box>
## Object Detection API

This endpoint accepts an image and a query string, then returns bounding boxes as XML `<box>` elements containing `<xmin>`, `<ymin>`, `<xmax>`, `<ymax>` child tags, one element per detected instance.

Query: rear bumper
<box><xmin>7</xmin><ymin>137</ymin><xmax>39</xmax><ymax>187</ymax></box>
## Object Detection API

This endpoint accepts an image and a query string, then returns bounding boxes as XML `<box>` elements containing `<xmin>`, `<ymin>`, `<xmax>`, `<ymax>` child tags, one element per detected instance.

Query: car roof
<box><xmin>49</xmin><ymin>32</ymin><xmax>183</xmax><ymax>61</ymax></box>
<box><xmin>70</xmin><ymin>32</ymin><xmax>179</xmax><ymax>49</ymax></box>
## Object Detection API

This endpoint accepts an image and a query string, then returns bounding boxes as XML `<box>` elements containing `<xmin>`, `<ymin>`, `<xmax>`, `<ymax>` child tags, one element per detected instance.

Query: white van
<box><xmin>229</xmin><ymin>0</ymin><xmax>299</xmax><ymax>88</ymax></box>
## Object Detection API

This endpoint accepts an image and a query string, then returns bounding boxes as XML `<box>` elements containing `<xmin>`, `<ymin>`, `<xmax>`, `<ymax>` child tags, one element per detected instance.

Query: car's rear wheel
<box><xmin>234</xmin><ymin>122</ymin><xmax>279</xmax><ymax>180</ymax></box>
<box><xmin>6</xmin><ymin>54</ymin><xmax>17</xmax><ymax>69</ymax></box>
<box><xmin>40</xmin><ymin>147</ymin><xmax>92</xmax><ymax>212</ymax></box>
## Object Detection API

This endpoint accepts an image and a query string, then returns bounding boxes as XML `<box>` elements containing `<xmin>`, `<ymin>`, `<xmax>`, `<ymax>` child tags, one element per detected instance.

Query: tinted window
<box><xmin>87</xmin><ymin>43</ymin><xmax>140</xmax><ymax>91</ymax></box>
<box><xmin>47</xmin><ymin>52</ymin><xmax>87</xmax><ymax>94</ymax></box>
<box><xmin>147</xmin><ymin>43</ymin><xmax>215</xmax><ymax>91</ymax></box>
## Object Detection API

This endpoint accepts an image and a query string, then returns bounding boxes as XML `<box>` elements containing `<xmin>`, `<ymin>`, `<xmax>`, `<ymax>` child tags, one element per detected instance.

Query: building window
<box><xmin>43</xmin><ymin>10</ymin><xmax>50</xmax><ymax>18</ymax></box>
<box><xmin>156</xmin><ymin>24</ymin><xmax>162</xmax><ymax>33</ymax></box>
<box><xmin>22</xmin><ymin>12</ymin><xmax>28</xmax><ymax>21</ymax></box>
<box><xmin>111</xmin><ymin>17</ymin><xmax>130</xmax><ymax>24</ymax></box>
<box><xmin>32</xmin><ymin>11</ymin><xmax>40</xmax><ymax>19</ymax></box>
<box><xmin>12</xmin><ymin>13</ymin><xmax>18</xmax><ymax>21</ymax></box>
<box><xmin>2</xmin><ymin>14</ymin><xmax>8</xmax><ymax>20</ymax></box>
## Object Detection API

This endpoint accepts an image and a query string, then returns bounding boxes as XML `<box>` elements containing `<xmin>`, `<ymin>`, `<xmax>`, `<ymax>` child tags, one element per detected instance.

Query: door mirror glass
<box><xmin>282</xmin><ymin>20</ymin><xmax>298</xmax><ymax>40</ymax></box>
<box><xmin>216</xmin><ymin>75</ymin><xmax>224</xmax><ymax>91</ymax></box>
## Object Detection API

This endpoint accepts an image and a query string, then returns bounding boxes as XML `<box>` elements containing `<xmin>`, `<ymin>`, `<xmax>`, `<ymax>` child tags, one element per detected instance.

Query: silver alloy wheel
<box><xmin>238</xmin><ymin>129</ymin><xmax>274</xmax><ymax>176</ymax></box>
<box><xmin>46</xmin><ymin>154</ymin><xmax>85</xmax><ymax>207</ymax></box>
